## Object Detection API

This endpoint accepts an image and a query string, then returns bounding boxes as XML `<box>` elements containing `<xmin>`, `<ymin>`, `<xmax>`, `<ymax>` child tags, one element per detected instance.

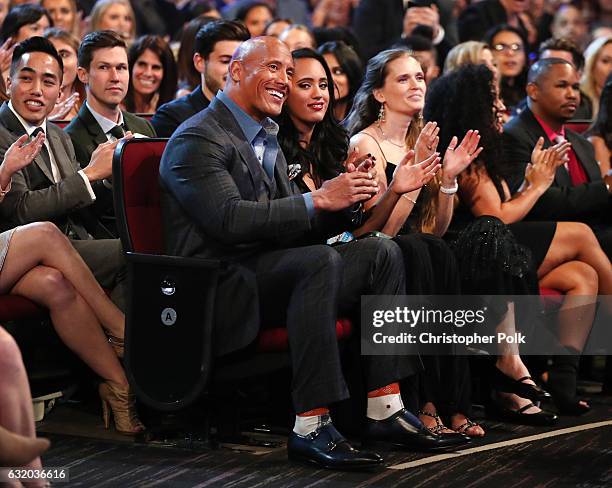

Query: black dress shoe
<box><xmin>491</xmin><ymin>367</ymin><xmax>551</xmax><ymax>402</ymax></box>
<box><xmin>288</xmin><ymin>422</ymin><xmax>383</xmax><ymax>470</ymax></box>
<box><xmin>362</xmin><ymin>409</ymin><xmax>471</xmax><ymax>452</ymax></box>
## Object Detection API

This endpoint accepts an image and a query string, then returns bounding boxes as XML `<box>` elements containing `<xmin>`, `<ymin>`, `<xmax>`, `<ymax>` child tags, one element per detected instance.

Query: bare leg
<box><xmin>0</xmin><ymin>223</ymin><xmax>124</xmax><ymax>338</ymax></box>
<box><xmin>0</xmin><ymin>328</ymin><xmax>49</xmax><ymax>487</ymax></box>
<box><xmin>9</xmin><ymin>266</ymin><xmax>127</xmax><ymax>389</ymax></box>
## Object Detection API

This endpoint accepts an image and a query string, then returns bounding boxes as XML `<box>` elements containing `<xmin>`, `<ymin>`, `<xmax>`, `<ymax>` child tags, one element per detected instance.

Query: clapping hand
<box><xmin>0</xmin><ymin>38</ymin><xmax>15</xmax><ymax>78</ymax></box>
<box><xmin>391</xmin><ymin>150</ymin><xmax>441</xmax><ymax>194</ymax></box>
<box><xmin>49</xmin><ymin>93</ymin><xmax>80</xmax><ymax>121</ymax></box>
<box><xmin>2</xmin><ymin>132</ymin><xmax>46</xmax><ymax>175</ymax></box>
<box><xmin>531</xmin><ymin>136</ymin><xmax>571</xmax><ymax>168</ymax></box>
<box><xmin>414</xmin><ymin>121</ymin><xmax>440</xmax><ymax>165</ymax></box>
<box><xmin>442</xmin><ymin>130</ymin><xmax>483</xmax><ymax>181</ymax></box>
<box><xmin>525</xmin><ymin>141</ymin><xmax>568</xmax><ymax>190</ymax></box>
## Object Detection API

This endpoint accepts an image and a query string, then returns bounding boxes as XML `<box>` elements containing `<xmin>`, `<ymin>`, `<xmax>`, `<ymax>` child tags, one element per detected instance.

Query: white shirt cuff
<box><xmin>78</xmin><ymin>170</ymin><xmax>97</xmax><ymax>201</ymax></box>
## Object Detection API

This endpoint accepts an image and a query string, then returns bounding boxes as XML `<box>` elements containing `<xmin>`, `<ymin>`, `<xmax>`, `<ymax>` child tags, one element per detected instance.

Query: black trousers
<box><xmin>243</xmin><ymin>237</ymin><xmax>412</xmax><ymax>413</ymax></box>
<box><xmin>394</xmin><ymin>233</ymin><xmax>473</xmax><ymax>417</ymax></box>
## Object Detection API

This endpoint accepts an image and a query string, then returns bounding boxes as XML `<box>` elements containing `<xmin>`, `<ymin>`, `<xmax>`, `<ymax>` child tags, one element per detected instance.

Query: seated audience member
<box><xmin>318</xmin><ymin>40</ymin><xmax>363</xmax><ymax>122</ymax></box>
<box><xmin>0</xmin><ymin>37</ymin><xmax>128</xmax><ymax>310</ymax></box>
<box><xmin>0</xmin><ymin>5</ymin><xmax>52</xmax><ymax>45</ymax></box>
<box><xmin>512</xmin><ymin>37</ymin><xmax>592</xmax><ymax>119</ymax></box>
<box><xmin>123</xmin><ymin>35</ymin><xmax>177</xmax><ymax>115</ymax></box>
<box><xmin>426</xmin><ymin>63</ymin><xmax>612</xmax><ymax>416</ymax></box>
<box><xmin>0</xmin><ymin>326</ymin><xmax>50</xmax><ymax>475</ymax></box>
<box><xmin>44</xmin><ymin>28</ymin><xmax>85</xmax><ymax>122</ymax></box>
<box><xmin>458</xmin><ymin>0</ymin><xmax>532</xmax><ymax>46</ymax></box>
<box><xmin>65</xmin><ymin>31</ymin><xmax>155</xmax><ymax>237</ymax></box>
<box><xmin>588</xmin><ymin>73</ymin><xmax>612</xmax><ymax>177</ymax></box>
<box><xmin>0</xmin><ymin>137</ymin><xmax>143</xmax><ymax>434</ymax></box>
<box><xmin>280</xmin><ymin>47</ymin><xmax>481</xmax><ymax>437</ymax></box>
<box><xmin>41</xmin><ymin>0</ymin><xmax>79</xmax><ymax>37</ymax></box>
<box><xmin>89</xmin><ymin>0</ymin><xmax>136</xmax><ymax>44</ymax></box>
<box><xmin>278</xmin><ymin>24</ymin><xmax>317</xmax><ymax>52</ymax></box>
<box><xmin>160</xmin><ymin>36</ymin><xmax>464</xmax><ymax>470</ymax></box>
<box><xmin>485</xmin><ymin>24</ymin><xmax>529</xmax><ymax>115</ymax></box>
<box><xmin>394</xmin><ymin>34</ymin><xmax>440</xmax><ymax>85</ymax></box>
<box><xmin>550</xmin><ymin>3</ymin><xmax>588</xmax><ymax>50</ymax></box>
<box><xmin>581</xmin><ymin>36</ymin><xmax>612</xmax><ymax>119</ymax></box>
<box><xmin>152</xmin><ymin>20</ymin><xmax>249</xmax><ymax>137</ymax></box>
<box><xmin>443</xmin><ymin>40</ymin><xmax>498</xmax><ymax>75</ymax></box>
<box><xmin>180</xmin><ymin>0</ymin><xmax>221</xmax><ymax>21</ymax></box>
<box><xmin>402</xmin><ymin>7</ymin><xmax>453</xmax><ymax>68</ymax></box>
<box><xmin>175</xmin><ymin>15</ymin><xmax>218</xmax><ymax>98</ymax></box>
<box><xmin>503</xmin><ymin>58</ymin><xmax>612</xmax><ymax>258</ymax></box>
<box><xmin>224</xmin><ymin>0</ymin><xmax>309</xmax><ymax>26</ymax></box>
<box><xmin>263</xmin><ymin>17</ymin><xmax>292</xmax><ymax>38</ymax></box>
<box><xmin>235</xmin><ymin>1</ymin><xmax>273</xmax><ymax>37</ymax></box>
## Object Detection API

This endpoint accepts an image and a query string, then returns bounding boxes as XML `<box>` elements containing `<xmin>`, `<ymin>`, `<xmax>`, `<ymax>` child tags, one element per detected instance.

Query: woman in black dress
<box><xmin>425</xmin><ymin>64</ymin><xmax>612</xmax><ymax>416</ymax></box>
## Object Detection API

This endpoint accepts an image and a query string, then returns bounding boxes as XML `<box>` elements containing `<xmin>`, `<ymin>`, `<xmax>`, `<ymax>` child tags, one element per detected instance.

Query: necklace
<box><xmin>377</xmin><ymin>124</ymin><xmax>406</xmax><ymax>148</ymax></box>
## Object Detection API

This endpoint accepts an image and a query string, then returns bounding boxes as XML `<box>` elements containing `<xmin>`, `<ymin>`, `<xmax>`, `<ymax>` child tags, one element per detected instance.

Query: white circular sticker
<box><xmin>161</xmin><ymin>308</ymin><xmax>177</xmax><ymax>326</ymax></box>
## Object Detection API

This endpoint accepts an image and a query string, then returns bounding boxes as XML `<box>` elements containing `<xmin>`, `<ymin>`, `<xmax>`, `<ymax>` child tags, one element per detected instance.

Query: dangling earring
<box><xmin>417</xmin><ymin>111</ymin><xmax>423</xmax><ymax>121</ymax></box>
<box><xmin>377</xmin><ymin>103</ymin><xmax>386</xmax><ymax>126</ymax></box>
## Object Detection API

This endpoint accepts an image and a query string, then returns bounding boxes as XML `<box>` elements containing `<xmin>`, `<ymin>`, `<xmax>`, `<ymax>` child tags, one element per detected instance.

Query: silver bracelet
<box><xmin>402</xmin><ymin>194</ymin><xmax>417</xmax><ymax>204</ymax></box>
<box><xmin>440</xmin><ymin>179</ymin><xmax>458</xmax><ymax>195</ymax></box>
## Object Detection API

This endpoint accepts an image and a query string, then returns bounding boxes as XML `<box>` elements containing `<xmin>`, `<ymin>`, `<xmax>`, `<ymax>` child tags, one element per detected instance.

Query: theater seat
<box><xmin>0</xmin><ymin>295</ymin><xmax>47</xmax><ymax>322</ymax></box>
<box><xmin>113</xmin><ymin>139</ymin><xmax>354</xmax><ymax>412</ymax></box>
<box><xmin>565</xmin><ymin>119</ymin><xmax>592</xmax><ymax>134</ymax></box>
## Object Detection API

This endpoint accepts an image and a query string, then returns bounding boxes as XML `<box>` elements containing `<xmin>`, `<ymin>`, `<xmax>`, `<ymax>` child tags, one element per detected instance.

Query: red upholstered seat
<box><xmin>565</xmin><ymin>120</ymin><xmax>592</xmax><ymax>134</ymax></box>
<box><xmin>0</xmin><ymin>295</ymin><xmax>47</xmax><ymax>322</ymax></box>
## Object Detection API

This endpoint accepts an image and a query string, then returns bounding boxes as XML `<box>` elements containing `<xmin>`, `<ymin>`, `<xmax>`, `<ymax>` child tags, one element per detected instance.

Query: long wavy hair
<box><xmin>124</xmin><ymin>35</ymin><xmax>178</xmax><ymax>113</ymax></box>
<box><xmin>346</xmin><ymin>48</ymin><xmax>436</xmax><ymax>229</ymax></box>
<box><xmin>581</xmin><ymin>36</ymin><xmax>612</xmax><ymax>117</ymax></box>
<box><xmin>424</xmin><ymin>64</ymin><xmax>511</xmax><ymax>200</ymax></box>
<box><xmin>277</xmin><ymin>48</ymin><xmax>348</xmax><ymax>187</ymax></box>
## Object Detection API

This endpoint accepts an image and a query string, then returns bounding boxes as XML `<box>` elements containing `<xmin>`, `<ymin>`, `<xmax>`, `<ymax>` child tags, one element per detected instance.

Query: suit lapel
<box><xmin>78</xmin><ymin>104</ymin><xmax>108</xmax><ymax>153</ymax></box>
<box><xmin>566</xmin><ymin>130</ymin><xmax>601</xmax><ymax>183</ymax></box>
<box><xmin>47</xmin><ymin>128</ymin><xmax>74</xmax><ymax>179</ymax></box>
<box><xmin>209</xmin><ymin>99</ymin><xmax>266</xmax><ymax>195</ymax></box>
<box><xmin>0</xmin><ymin>103</ymin><xmax>55</xmax><ymax>182</ymax></box>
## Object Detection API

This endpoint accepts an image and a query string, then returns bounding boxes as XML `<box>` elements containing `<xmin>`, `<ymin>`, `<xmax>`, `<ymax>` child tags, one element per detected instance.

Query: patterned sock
<box><xmin>366</xmin><ymin>383</ymin><xmax>404</xmax><ymax>420</ymax></box>
<box><xmin>293</xmin><ymin>408</ymin><xmax>331</xmax><ymax>436</ymax></box>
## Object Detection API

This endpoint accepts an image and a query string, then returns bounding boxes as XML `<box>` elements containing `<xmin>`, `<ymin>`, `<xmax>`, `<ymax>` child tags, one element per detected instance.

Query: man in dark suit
<box><xmin>503</xmin><ymin>58</ymin><xmax>612</xmax><ymax>257</ymax></box>
<box><xmin>65</xmin><ymin>31</ymin><xmax>155</xmax><ymax>237</ymax></box>
<box><xmin>151</xmin><ymin>20</ymin><xmax>250</xmax><ymax>138</ymax></box>
<box><xmin>0</xmin><ymin>37</ymin><xmax>127</xmax><ymax>309</ymax></box>
<box><xmin>160</xmin><ymin>37</ymin><xmax>463</xmax><ymax>470</ymax></box>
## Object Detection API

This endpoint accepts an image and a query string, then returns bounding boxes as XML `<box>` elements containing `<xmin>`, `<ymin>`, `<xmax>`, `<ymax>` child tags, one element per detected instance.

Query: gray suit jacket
<box><xmin>0</xmin><ymin>102</ymin><xmax>97</xmax><ymax>235</ymax></box>
<box><xmin>160</xmin><ymin>96</ymin><xmax>353</xmax><ymax>355</ymax></box>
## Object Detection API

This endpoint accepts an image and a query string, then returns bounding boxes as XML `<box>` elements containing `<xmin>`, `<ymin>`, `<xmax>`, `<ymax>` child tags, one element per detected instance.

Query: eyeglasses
<box><xmin>492</xmin><ymin>43</ymin><xmax>523</xmax><ymax>53</ymax></box>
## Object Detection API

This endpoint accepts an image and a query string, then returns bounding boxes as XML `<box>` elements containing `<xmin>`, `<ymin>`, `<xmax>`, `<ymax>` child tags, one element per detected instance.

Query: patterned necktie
<box><xmin>108</xmin><ymin>124</ymin><xmax>126</xmax><ymax>140</ymax></box>
<box><xmin>261</xmin><ymin>119</ymin><xmax>279</xmax><ymax>180</ymax></box>
<box><xmin>31</xmin><ymin>127</ymin><xmax>53</xmax><ymax>176</ymax></box>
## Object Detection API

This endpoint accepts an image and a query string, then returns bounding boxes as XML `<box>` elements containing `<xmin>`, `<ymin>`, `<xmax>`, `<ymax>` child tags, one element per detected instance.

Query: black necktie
<box><xmin>108</xmin><ymin>124</ymin><xmax>126</xmax><ymax>140</ymax></box>
<box><xmin>31</xmin><ymin>127</ymin><xmax>53</xmax><ymax>177</ymax></box>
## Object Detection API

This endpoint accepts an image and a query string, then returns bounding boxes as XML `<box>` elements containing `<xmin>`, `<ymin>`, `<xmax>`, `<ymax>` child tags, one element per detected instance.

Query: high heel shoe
<box><xmin>99</xmin><ymin>382</ymin><xmax>145</xmax><ymax>435</ymax></box>
<box><xmin>491</xmin><ymin>366</ymin><xmax>551</xmax><ymax>402</ymax></box>
<box><xmin>107</xmin><ymin>335</ymin><xmax>124</xmax><ymax>358</ymax></box>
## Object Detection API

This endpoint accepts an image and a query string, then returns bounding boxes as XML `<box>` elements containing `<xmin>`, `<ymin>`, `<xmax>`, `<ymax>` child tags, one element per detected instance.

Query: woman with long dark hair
<box><xmin>318</xmin><ymin>40</ymin><xmax>363</xmax><ymax>122</ymax></box>
<box><xmin>425</xmin><ymin>63</ymin><xmax>612</xmax><ymax>417</ymax></box>
<box><xmin>123</xmin><ymin>35</ymin><xmax>178</xmax><ymax>114</ymax></box>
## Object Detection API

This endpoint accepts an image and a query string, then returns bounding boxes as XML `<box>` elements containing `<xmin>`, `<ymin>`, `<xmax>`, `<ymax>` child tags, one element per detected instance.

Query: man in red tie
<box><xmin>503</xmin><ymin>58</ymin><xmax>612</xmax><ymax>258</ymax></box>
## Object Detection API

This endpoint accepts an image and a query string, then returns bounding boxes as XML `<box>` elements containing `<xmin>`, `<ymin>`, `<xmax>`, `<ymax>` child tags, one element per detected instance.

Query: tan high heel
<box><xmin>99</xmin><ymin>382</ymin><xmax>145</xmax><ymax>435</ymax></box>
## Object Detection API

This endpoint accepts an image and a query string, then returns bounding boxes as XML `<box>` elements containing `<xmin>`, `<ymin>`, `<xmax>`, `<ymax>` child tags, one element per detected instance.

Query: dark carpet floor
<box><xmin>38</xmin><ymin>395</ymin><xmax>612</xmax><ymax>487</ymax></box>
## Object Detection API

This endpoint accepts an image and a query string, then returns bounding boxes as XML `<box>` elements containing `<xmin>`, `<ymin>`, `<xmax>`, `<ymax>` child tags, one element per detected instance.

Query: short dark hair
<box><xmin>194</xmin><ymin>20</ymin><xmax>250</xmax><ymax>60</ymax></box>
<box><xmin>10</xmin><ymin>36</ymin><xmax>63</xmax><ymax>79</ymax></box>
<box><xmin>1</xmin><ymin>4</ymin><xmax>53</xmax><ymax>43</ymax></box>
<box><xmin>78</xmin><ymin>30</ymin><xmax>127</xmax><ymax>70</ymax></box>
<box><xmin>538</xmin><ymin>37</ymin><xmax>585</xmax><ymax>72</ymax></box>
<box><xmin>528</xmin><ymin>57</ymin><xmax>573</xmax><ymax>84</ymax></box>
<box><xmin>235</xmin><ymin>1</ymin><xmax>274</xmax><ymax>21</ymax></box>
